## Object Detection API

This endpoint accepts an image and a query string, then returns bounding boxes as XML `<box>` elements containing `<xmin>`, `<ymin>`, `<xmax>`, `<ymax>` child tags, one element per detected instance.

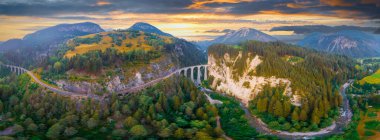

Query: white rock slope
<box><xmin>208</xmin><ymin>52</ymin><xmax>299</xmax><ymax>105</ymax></box>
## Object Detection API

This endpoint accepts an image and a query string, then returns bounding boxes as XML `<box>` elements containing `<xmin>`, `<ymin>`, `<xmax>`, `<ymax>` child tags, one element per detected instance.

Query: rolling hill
<box><xmin>64</xmin><ymin>31</ymin><xmax>173</xmax><ymax>58</ymax></box>
<box><xmin>128</xmin><ymin>22</ymin><xmax>173</xmax><ymax>37</ymax></box>
<box><xmin>0</xmin><ymin>22</ymin><xmax>105</xmax><ymax>67</ymax></box>
<box><xmin>360</xmin><ymin>69</ymin><xmax>380</xmax><ymax>85</ymax></box>
<box><xmin>42</xmin><ymin>23</ymin><xmax>206</xmax><ymax>94</ymax></box>
<box><xmin>0</xmin><ymin>22</ymin><xmax>104</xmax><ymax>51</ymax></box>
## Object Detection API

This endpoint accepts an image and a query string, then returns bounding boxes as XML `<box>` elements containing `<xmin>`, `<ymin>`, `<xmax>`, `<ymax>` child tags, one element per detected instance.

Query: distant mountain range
<box><xmin>297</xmin><ymin>30</ymin><xmax>380</xmax><ymax>58</ymax></box>
<box><xmin>197</xmin><ymin>27</ymin><xmax>277</xmax><ymax>50</ymax></box>
<box><xmin>128</xmin><ymin>22</ymin><xmax>173</xmax><ymax>37</ymax></box>
<box><xmin>0</xmin><ymin>22</ymin><xmax>104</xmax><ymax>51</ymax></box>
<box><xmin>271</xmin><ymin>25</ymin><xmax>378</xmax><ymax>34</ymax></box>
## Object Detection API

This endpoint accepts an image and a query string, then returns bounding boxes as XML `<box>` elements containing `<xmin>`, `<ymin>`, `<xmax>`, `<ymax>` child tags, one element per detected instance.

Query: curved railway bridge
<box><xmin>0</xmin><ymin>64</ymin><xmax>208</xmax><ymax>100</ymax></box>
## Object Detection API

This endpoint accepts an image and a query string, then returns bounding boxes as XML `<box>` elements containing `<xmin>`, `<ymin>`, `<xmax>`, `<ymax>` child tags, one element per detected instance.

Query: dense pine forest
<box><xmin>0</xmin><ymin>72</ymin><xmax>224</xmax><ymax>139</ymax></box>
<box><xmin>208</xmin><ymin>41</ymin><xmax>358</xmax><ymax>131</ymax></box>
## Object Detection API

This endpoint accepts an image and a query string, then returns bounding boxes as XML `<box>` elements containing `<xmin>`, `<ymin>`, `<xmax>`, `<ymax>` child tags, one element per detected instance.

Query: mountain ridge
<box><xmin>197</xmin><ymin>27</ymin><xmax>277</xmax><ymax>50</ymax></box>
<box><xmin>297</xmin><ymin>30</ymin><xmax>380</xmax><ymax>58</ymax></box>
<box><xmin>0</xmin><ymin>22</ymin><xmax>104</xmax><ymax>50</ymax></box>
<box><xmin>128</xmin><ymin>22</ymin><xmax>173</xmax><ymax>37</ymax></box>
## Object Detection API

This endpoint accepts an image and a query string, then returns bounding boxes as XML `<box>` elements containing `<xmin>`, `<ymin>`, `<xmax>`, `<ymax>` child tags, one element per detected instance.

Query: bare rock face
<box><xmin>208</xmin><ymin>52</ymin><xmax>300</xmax><ymax>106</ymax></box>
<box><xmin>106</xmin><ymin>76</ymin><xmax>125</xmax><ymax>93</ymax></box>
<box><xmin>56</xmin><ymin>80</ymin><xmax>102</xmax><ymax>95</ymax></box>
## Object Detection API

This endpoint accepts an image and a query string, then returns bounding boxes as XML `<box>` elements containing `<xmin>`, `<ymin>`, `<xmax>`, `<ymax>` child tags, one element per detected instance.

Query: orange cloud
<box><xmin>0</xmin><ymin>8</ymin><xmax>372</xmax><ymax>42</ymax></box>
<box><xmin>188</xmin><ymin>0</ymin><xmax>254</xmax><ymax>9</ymax></box>
<box><xmin>320</xmin><ymin>0</ymin><xmax>354</xmax><ymax>6</ymax></box>
<box><xmin>332</xmin><ymin>10</ymin><xmax>366</xmax><ymax>19</ymax></box>
<box><xmin>97</xmin><ymin>1</ymin><xmax>111</xmax><ymax>6</ymax></box>
<box><xmin>286</xmin><ymin>1</ymin><xmax>319</xmax><ymax>9</ymax></box>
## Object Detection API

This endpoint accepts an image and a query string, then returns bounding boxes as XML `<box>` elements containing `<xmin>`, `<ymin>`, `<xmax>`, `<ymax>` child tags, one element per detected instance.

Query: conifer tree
<box><xmin>311</xmin><ymin>108</ymin><xmax>321</xmax><ymax>124</ymax></box>
<box><xmin>274</xmin><ymin>100</ymin><xmax>283</xmax><ymax>117</ymax></box>
<box><xmin>283</xmin><ymin>101</ymin><xmax>291</xmax><ymax>117</ymax></box>
<box><xmin>299</xmin><ymin>108</ymin><xmax>308</xmax><ymax>121</ymax></box>
<box><xmin>291</xmin><ymin>107</ymin><xmax>299</xmax><ymax>121</ymax></box>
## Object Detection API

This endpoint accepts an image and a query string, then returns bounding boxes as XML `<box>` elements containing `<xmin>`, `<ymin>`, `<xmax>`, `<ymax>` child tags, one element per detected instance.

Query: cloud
<box><xmin>320</xmin><ymin>0</ymin><xmax>354</xmax><ymax>7</ymax></box>
<box><xmin>96</xmin><ymin>1</ymin><xmax>111</xmax><ymax>6</ymax></box>
<box><xmin>20</xmin><ymin>26</ymin><xmax>50</xmax><ymax>31</ymax></box>
<box><xmin>375</xmin><ymin>28</ymin><xmax>380</xmax><ymax>34</ymax></box>
<box><xmin>188</xmin><ymin>0</ymin><xmax>254</xmax><ymax>9</ymax></box>
<box><xmin>50</xmin><ymin>16</ymin><xmax>112</xmax><ymax>20</ymax></box>
<box><xmin>270</xmin><ymin>25</ymin><xmax>378</xmax><ymax>34</ymax></box>
<box><xmin>361</xmin><ymin>0</ymin><xmax>380</xmax><ymax>7</ymax></box>
<box><xmin>204</xmin><ymin>29</ymin><xmax>234</xmax><ymax>33</ymax></box>
<box><xmin>0</xmin><ymin>0</ymin><xmax>196</xmax><ymax>16</ymax></box>
<box><xmin>204</xmin><ymin>0</ymin><xmax>380</xmax><ymax>19</ymax></box>
<box><xmin>0</xmin><ymin>0</ymin><xmax>378</xmax><ymax>20</ymax></box>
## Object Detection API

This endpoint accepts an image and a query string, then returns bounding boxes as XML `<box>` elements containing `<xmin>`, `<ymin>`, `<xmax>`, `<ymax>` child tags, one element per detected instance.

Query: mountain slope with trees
<box><xmin>128</xmin><ymin>22</ymin><xmax>173</xmax><ymax>37</ymax></box>
<box><xmin>0</xmin><ymin>22</ymin><xmax>105</xmax><ymax>68</ymax></box>
<box><xmin>0</xmin><ymin>72</ymin><xmax>224</xmax><ymax>139</ymax></box>
<box><xmin>207</xmin><ymin>41</ymin><xmax>357</xmax><ymax>132</ymax></box>
<box><xmin>39</xmin><ymin>27</ymin><xmax>205</xmax><ymax>95</ymax></box>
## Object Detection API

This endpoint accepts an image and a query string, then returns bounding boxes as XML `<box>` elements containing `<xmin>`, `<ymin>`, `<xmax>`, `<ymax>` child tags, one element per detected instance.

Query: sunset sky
<box><xmin>0</xmin><ymin>0</ymin><xmax>379</xmax><ymax>41</ymax></box>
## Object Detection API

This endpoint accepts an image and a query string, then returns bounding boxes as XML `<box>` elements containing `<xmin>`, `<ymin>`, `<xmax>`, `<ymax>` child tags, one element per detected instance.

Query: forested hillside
<box><xmin>50</xmin><ymin>30</ymin><xmax>205</xmax><ymax>73</ymax></box>
<box><xmin>0</xmin><ymin>74</ymin><xmax>223</xmax><ymax>139</ymax></box>
<box><xmin>0</xmin><ymin>22</ymin><xmax>104</xmax><ymax>68</ymax></box>
<box><xmin>208</xmin><ymin>41</ymin><xmax>357</xmax><ymax>131</ymax></box>
<box><xmin>38</xmin><ymin>30</ymin><xmax>205</xmax><ymax>94</ymax></box>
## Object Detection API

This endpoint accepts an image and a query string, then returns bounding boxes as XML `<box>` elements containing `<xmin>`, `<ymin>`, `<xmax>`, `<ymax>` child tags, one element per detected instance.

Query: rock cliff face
<box><xmin>208</xmin><ymin>51</ymin><xmax>300</xmax><ymax>106</ymax></box>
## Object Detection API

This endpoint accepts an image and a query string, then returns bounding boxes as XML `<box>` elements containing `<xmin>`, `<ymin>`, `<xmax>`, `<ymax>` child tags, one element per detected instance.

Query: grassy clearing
<box><xmin>64</xmin><ymin>31</ymin><xmax>173</xmax><ymax>58</ymax></box>
<box><xmin>368</xmin><ymin>112</ymin><xmax>378</xmax><ymax>118</ymax></box>
<box><xmin>281</xmin><ymin>55</ymin><xmax>304</xmax><ymax>64</ymax></box>
<box><xmin>360</xmin><ymin>69</ymin><xmax>380</xmax><ymax>85</ymax></box>
<box><xmin>364</xmin><ymin>130</ymin><xmax>375</xmax><ymax>136</ymax></box>
<box><xmin>357</xmin><ymin>107</ymin><xmax>380</xmax><ymax>139</ymax></box>
<box><xmin>364</xmin><ymin>120</ymin><xmax>380</xmax><ymax>131</ymax></box>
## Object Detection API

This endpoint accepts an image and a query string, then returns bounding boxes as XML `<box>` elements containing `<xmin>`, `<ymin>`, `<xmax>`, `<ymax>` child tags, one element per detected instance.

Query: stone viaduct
<box><xmin>0</xmin><ymin>63</ymin><xmax>209</xmax><ymax>98</ymax></box>
<box><xmin>176</xmin><ymin>64</ymin><xmax>208</xmax><ymax>84</ymax></box>
<box><xmin>0</xmin><ymin>64</ymin><xmax>27</xmax><ymax>75</ymax></box>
